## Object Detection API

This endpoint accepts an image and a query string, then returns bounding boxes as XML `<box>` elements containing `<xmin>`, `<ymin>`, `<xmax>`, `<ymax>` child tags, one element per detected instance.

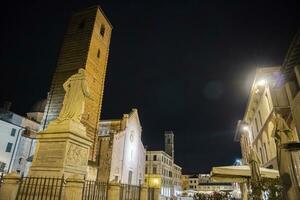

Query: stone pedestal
<box><xmin>0</xmin><ymin>172</ymin><xmax>21</xmax><ymax>200</ymax></box>
<box><xmin>64</xmin><ymin>175</ymin><xmax>85</xmax><ymax>200</ymax></box>
<box><xmin>29</xmin><ymin>120</ymin><xmax>92</xmax><ymax>178</ymax></box>
<box><xmin>107</xmin><ymin>181</ymin><xmax>121</xmax><ymax>200</ymax></box>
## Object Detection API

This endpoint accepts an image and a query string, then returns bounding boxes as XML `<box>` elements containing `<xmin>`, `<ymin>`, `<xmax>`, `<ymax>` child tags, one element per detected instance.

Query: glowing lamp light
<box><xmin>256</xmin><ymin>79</ymin><xmax>266</xmax><ymax>87</ymax></box>
<box><xmin>148</xmin><ymin>176</ymin><xmax>161</xmax><ymax>188</ymax></box>
<box><xmin>153</xmin><ymin>178</ymin><xmax>159</xmax><ymax>185</ymax></box>
<box><xmin>242</xmin><ymin>125</ymin><xmax>249</xmax><ymax>132</ymax></box>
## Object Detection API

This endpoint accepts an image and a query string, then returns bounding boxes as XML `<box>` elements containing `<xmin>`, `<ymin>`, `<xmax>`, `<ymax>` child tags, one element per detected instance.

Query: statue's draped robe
<box><xmin>58</xmin><ymin>72</ymin><xmax>90</xmax><ymax>122</ymax></box>
<box><xmin>272</xmin><ymin>115</ymin><xmax>297</xmax><ymax>169</ymax></box>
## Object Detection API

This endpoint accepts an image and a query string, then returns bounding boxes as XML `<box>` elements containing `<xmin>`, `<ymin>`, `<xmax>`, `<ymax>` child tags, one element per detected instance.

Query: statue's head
<box><xmin>78</xmin><ymin>68</ymin><xmax>85</xmax><ymax>75</ymax></box>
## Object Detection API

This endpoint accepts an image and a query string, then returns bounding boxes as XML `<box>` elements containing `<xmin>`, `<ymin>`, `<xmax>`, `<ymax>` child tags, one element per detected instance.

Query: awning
<box><xmin>210</xmin><ymin>165</ymin><xmax>279</xmax><ymax>183</ymax></box>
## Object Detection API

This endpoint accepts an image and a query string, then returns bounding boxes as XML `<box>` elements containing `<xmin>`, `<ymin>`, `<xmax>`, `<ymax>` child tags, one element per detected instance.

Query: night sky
<box><xmin>0</xmin><ymin>0</ymin><xmax>299</xmax><ymax>174</ymax></box>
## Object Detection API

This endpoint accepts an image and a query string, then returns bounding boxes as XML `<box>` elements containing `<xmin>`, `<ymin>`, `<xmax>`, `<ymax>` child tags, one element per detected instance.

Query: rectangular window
<box><xmin>146</xmin><ymin>155</ymin><xmax>148</xmax><ymax>161</ymax></box>
<box><xmin>255</xmin><ymin>118</ymin><xmax>259</xmax><ymax>133</ymax></box>
<box><xmin>153</xmin><ymin>166</ymin><xmax>157</xmax><ymax>174</ymax></box>
<box><xmin>258</xmin><ymin>110</ymin><xmax>263</xmax><ymax>126</ymax></box>
<box><xmin>128</xmin><ymin>170</ymin><xmax>133</xmax><ymax>184</ymax></box>
<box><xmin>260</xmin><ymin>147</ymin><xmax>264</xmax><ymax>164</ymax></box>
<box><xmin>5</xmin><ymin>142</ymin><xmax>13</xmax><ymax>152</ymax></box>
<box><xmin>145</xmin><ymin>167</ymin><xmax>147</xmax><ymax>174</ymax></box>
<box><xmin>11</xmin><ymin>128</ymin><xmax>16</xmax><ymax>136</ymax></box>
<box><xmin>153</xmin><ymin>155</ymin><xmax>157</xmax><ymax>161</ymax></box>
<box><xmin>263</xmin><ymin>143</ymin><xmax>268</xmax><ymax>161</ymax></box>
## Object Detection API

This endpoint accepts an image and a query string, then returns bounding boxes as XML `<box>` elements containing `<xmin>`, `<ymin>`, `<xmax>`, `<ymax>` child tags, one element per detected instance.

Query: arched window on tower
<box><xmin>78</xmin><ymin>19</ymin><xmax>86</xmax><ymax>30</ymax></box>
<box><xmin>100</xmin><ymin>24</ymin><xmax>105</xmax><ymax>36</ymax></box>
<box><xmin>97</xmin><ymin>49</ymin><xmax>100</xmax><ymax>58</ymax></box>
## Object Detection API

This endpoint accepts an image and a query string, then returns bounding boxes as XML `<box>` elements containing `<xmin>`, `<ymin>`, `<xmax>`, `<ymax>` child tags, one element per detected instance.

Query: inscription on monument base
<box><xmin>34</xmin><ymin>142</ymin><xmax>65</xmax><ymax>167</ymax></box>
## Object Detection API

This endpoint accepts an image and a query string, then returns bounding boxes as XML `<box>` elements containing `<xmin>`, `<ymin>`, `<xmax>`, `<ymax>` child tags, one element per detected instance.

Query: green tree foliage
<box><xmin>250</xmin><ymin>178</ymin><xmax>283</xmax><ymax>200</ymax></box>
<box><xmin>193</xmin><ymin>192</ymin><xmax>230</xmax><ymax>200</ymax></box>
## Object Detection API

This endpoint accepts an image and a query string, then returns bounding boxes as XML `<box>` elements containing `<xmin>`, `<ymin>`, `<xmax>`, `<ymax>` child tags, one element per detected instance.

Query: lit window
<box><xmin>5</xmin><ymin>142</ymin><xmax>13</xmax><ymax>152</ymax></box>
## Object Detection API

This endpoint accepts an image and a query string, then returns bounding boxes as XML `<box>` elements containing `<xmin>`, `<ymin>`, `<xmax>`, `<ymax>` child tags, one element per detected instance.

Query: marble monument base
<box><xmin>29</xmin><ymin>120</ymin><xmax>92</xmax><ymax>178</ymax></box>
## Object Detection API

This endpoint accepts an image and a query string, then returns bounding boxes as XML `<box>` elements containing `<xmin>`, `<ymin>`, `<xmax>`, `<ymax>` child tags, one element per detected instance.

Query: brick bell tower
<box><xmin>42</xmin><ymin>6</ymin><xmax>112</xmax><ymax>161</ymax></box>
<box><xmin>164</xmin><ymin>131</ymin><xmax>174</xmax><ymax>159</ymax></box>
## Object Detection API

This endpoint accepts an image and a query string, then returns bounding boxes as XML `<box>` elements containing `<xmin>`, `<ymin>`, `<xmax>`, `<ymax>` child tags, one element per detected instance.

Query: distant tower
<box><xmin>42</xmin><ymin>6</ymin><xmax>113</xmax><ymax>161</ymax></box>
<box><xmin>164</xmin><ymin>131</ymin><xmax>174</xmax><ymax>159</ymax></box>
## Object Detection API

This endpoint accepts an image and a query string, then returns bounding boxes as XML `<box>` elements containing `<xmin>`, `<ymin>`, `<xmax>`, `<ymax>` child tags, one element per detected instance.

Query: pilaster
<box><xmin>0</xmin><ymin>172</ymin><xmax>21</xmax><ymax>200</ymax></box>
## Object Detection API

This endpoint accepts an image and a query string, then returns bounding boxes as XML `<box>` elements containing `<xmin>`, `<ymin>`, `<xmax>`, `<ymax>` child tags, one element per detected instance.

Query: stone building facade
<box><xmin>95</xmin><ymin>109</ymin><xmax>146</xmax><ymax>186</ymax></box>
<box><xmin>145</xmin><ymin>132</ymin><xmax>182</xmax><ymax>199</ymax></box>
<box><xmin>0</xmin><ymin>107</ymin><xmax>40</xmax><ymax>175</ymax></box>
<box><xmin>235</xmin><ymin>31</ymin><xmax>300</xmax><ymax>169</ymax></box>
<box><xmin>181</xmin><ymin>174</ymin><xmax>234</xmax><ymax>196</ymax></box>
<box><xmin>235</xmin><ymin>67</ymin><xmax>298</xmax><ymax>169</ymax></box>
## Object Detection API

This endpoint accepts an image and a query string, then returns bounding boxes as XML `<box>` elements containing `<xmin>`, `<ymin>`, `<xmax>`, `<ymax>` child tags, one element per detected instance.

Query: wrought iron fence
<box><xmin>82</xmin><ymin>180</ymin><xmax>108</xmax><ymax>200</ymax></box>
<box><xmin>120</xmin><ymin>184</ymin><xmax>141</xmax><ymax>200</ymax></box>
<box><xmin>16</xmin><ymin>176</ymin><xmax>65</xmax><ymax>200</ymax></box>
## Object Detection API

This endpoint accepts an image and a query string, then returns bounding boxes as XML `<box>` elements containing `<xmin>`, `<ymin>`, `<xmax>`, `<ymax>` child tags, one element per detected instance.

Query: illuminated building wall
<box><xmin>97</xmin><ymin>109</ymin><xmax>146</xmax><ymax>185</ymax></box>
<box><xmin>145</xmin><ymin>150</ymin><xmax>182</xmax><ymax>198</ymax></box>
<box><xmin>235</xmin><ymin>67</ymin><xmax>299</xmax><ymax>169</ymax></box>
<box><xmin>41</xmin><ymin>6</ymin><xmax>112</xmax><ymax>161</ymax></box>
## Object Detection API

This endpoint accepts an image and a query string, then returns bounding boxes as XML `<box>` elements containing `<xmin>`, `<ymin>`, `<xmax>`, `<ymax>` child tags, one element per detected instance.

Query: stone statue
<box><xmin>271</xmin><ymin>113</ymin><xmax>298</xmax><ymax>144</ymax></box>
<box><xmin>56</xmin><ymin>68</ymin><xmax>90</xmax><ymax>123</ymax></box>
